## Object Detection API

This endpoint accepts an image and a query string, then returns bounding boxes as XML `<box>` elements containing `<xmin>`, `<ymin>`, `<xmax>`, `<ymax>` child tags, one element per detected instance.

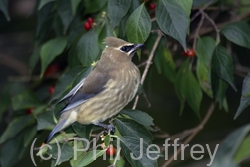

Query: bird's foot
<box><xmin>93</xmin><ymin>122</ymin><xmax>115</xmax><ymax>134</ymax></box>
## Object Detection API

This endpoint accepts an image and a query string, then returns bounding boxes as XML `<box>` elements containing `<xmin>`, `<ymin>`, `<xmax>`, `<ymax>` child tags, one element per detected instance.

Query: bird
<box><xmin>44</xmin><ymin>36</ymin><xmax>143</xmax><ymax>143</ymax></box>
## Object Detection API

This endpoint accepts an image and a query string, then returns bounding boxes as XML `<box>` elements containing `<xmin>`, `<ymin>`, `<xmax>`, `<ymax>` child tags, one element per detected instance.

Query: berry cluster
<box><xmin>84</xmin><ymin>17</ymin><xmax>95</xmax><ymax>30</ymax></box>
<box><xmin>182</xmin><ymin>49</ymin><xmax>195</xmax><ymax>57</ymax></box>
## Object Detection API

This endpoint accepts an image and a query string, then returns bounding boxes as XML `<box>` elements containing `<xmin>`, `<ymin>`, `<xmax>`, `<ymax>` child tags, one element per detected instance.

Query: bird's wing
<box><xmin>58</xmin><ymin>71</ymin><xmax>109</xmax><ymax>114</ymax></box>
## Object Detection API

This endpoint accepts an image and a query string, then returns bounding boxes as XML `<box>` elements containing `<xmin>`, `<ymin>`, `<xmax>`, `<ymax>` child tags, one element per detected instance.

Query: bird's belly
<box><xmin>77</xmin><ymin>78</ymin><xmax>139</xmax><ymax>125</ymax></box>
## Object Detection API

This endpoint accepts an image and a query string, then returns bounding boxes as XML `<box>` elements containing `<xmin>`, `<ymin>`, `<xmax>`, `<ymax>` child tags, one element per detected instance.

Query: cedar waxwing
<box><xmin>44</xmin><ymin>37</ymin><xmax>143</xmax><ymax>143</ymax></box>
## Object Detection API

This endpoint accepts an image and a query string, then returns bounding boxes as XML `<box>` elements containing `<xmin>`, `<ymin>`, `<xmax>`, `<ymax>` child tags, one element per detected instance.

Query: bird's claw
<box><xmin>105</xmin><ymin>124</ymin><xmax>115</xmax><ymax>134</ymax></box>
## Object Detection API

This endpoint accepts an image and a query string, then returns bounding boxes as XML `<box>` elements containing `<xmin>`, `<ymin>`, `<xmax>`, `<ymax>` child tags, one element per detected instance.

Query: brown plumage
<box><xmin>44</xmin><ymin>37</ymin><xmax>143</xmax><ymax>143</ymax></box>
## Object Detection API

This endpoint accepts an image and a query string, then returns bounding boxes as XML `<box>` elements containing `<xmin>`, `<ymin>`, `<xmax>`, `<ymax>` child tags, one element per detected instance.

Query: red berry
<box><xmin>87</xmin><ymin>17</ymin><xmax>94</xmax><ymax>24</ymax></box>
<box><xmin>106</xmin><ymin>145</ymin><xmax>116</xmax><ymax>156</ymax></box>
<box><xmin>27</xmin><ymin>108</ymin><xmax>34</xmax><ymax>115</ymax></box>
<box><xmin>84</xmin><ymin>22</ymin><xmax>92</xmax><ymax>30</ymax></box>
<box><xmin>44</xmin><ymin>64</ymin><xmax>60</xmax><ymax>76</ymax></box>
<box><xmin>182</xmin><ymin>49</ymin><xmax>195</xmax><ymax>57</ymax></box>
<box><xmin>149</xmin><ymin>3</ymin><xmax>156</xmax><ymax>10</ymax></box>
<box><xmin>48</xmin><ymin>86</ymin><xmax>55</xmax><ymax>94</ymax></box>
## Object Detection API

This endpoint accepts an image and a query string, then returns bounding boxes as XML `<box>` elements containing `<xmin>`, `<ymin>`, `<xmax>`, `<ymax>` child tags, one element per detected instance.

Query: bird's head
<box><xmin>102</xmin><ymin>37</ymin><xmax>144</xmax><ymax>62</ymax></box>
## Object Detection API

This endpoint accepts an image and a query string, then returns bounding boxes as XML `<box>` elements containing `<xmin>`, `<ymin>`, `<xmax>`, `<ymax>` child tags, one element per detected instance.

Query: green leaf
<box><xmin>176</xmin><ymin>60</ymin><xmax>203</xmax><ymax>115</ymax></box>
<box><xmin>84</xmin><ymin>0</ymin><xmax>107</xmax><ymax>14</ymax></box>
<box><xmin>235</xmin><ymin>72</ymin><xmax>250</xmax><ymax>119</ymax></box>
<box><xmin>212</xmin><ymin>124</ymin><xmax>250</xmax><ymax>167</ymax></box>
<box><xmin>211</xmin><ymin>44</ymin><xmax>236</xmax><ymax>91</ymax></box>
<box><xmin>108</xmin><ymin>0</ymin><xmax>131</xmax><ymax>30</ymax></box>
<box><xmin>50</xmin><ymin>67</ymin><xmax>86</xmax><ymax>103</ymax></box>
<box><xmin>71</xmin><ymin>122</ymin><xmax>92</xmax><ymax>139</ymax></box>
<box><xmin>36</xmin><ymin>111</ymin><xmax>55</xmax><ymax>130</ymax></box>
<box><xmin>196</xmin><ymin>36</ymin><xmax>216</xmax><ymax>66</ymax></box>
<box><xmin>196</xmin><ymin>60</ymin><xmax>213</xmax><ymax>98</ymax></box>
<box><xmin>58</xmin><ymin>0</ymin><xmax>75</xmax><ymax>34</ymax></box>
<box><xmin>99</xmin><ymin>19</ymin><xmax>113</xmax><ymax>50</ymax></box>
<box><xmin>0</xmin><ymin>0</ymin><xmax>10</xmax><ymax>21</ymax></box>
<box><xmin>24</xmin><ymin>126</ymin><xmax>37</xmax><ymax>147</ymax></box>
<box><xmin>47</xmin><ymin>143</ymin><xmax>73</xmax><ymax>165</ymax></box>
<box><xmin>40</xmin><ymin>37</ymin><xmax>67</xmax><ymax>77</ymax></box>
<box><xmin>29</xmin><ymin>45</ymin><xmax>42</xmax><ymax>73</ymax></box>
<box><xmin>38</xmin><ymin>0</ymin><xmax>56</xmax><ymax>10</ymax></box>
<box><xmin>234</xmin><ymin>135</ymin><xmax>250</xmax><ymax>163</ymax></box>
<box><xmin>71</xmin><ymin>30</ymin><xmax>100</xmax><ymax>66</ymax></box>
<box><xmin>76</xmin><ymin>150</ymin><xmax>105</xmax><ymax>167</ymax></box>
<box><xmin>120</xmin><ymin>136</ymin><xmax>158</xmax><ymax>167</ymax></box>
<box><xmin>176</xmin><ymin>0</ymin><xmax>193</xmax><ymax>17</ymax></box>
<box><xmin>120</xmin><ymin>109</ymin><xmax>154</xmax><ymax>130</ymax></box>
<box><xmin>71</xmin><ymin>0</ymin><xmax>81</xmax><ymax>15</ymax></box>
<box><xmin>12</xmin><ymin>90</ymin><xmax>41</xmax><ymax>111</ymax></box>
<box><xmin>216</xmin><ymin>79</ymin><xmax>229</xmax><ymax>110</ymax></box>
<box><xmin>221</xmin><ymin>21</ymin><xmax>250</xmax><ymax>49</ymax></box>
<box><xmin>0</xmin><ymin>115</ymin><xmax>34</xmax><ymax>144</ymax></box>
<box><xmin>115</xmin><ymin>118</ymin><xmax>153</xmax><ymax>143</ymax></box>
<box><xmin>126</xmin><ymin>3</ymin><xmax>151</xmax><ymax>44</ymax></box>
<box><xmin>162</xmin><ymin>47</ymin><xmax>176</xmax><ymax>83</ymax></box>
<box><xmin>49</xmin><ymin>133</ymin><xmax>77</xmax><ymax>144</ymax></box>
<box><xmin>156</xmin><ymin>0</ymin><xmax>188</xmax><ymax>50</ymax></box>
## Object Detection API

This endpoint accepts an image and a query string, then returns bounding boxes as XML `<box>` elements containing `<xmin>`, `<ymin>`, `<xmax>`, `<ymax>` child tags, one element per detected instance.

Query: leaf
<box><xmin>196</xmin><ymin>36</ymin><xmax>216</xmax><ymax>66</ymax></box>
<box><xmin>47</xmin><ymin>143</ymin><xmax>73</xmax><ymax>165</ymax></box>
<box><xmin>71</xmin><ymin>30</ymin><xmax>100</xmax><ymax>66</ymax></box>
<box><xmin>234</xmin><ymin>135</ymin><xmax>250</xmax><ymax>163</ymax></box>
<box><xmin>12</xmin><ymin>90</ymin><xmax>41</xmax><ymax>111</ymax></box>
<box><xmin>40</xmin><ymin>37</ymin><xmax>67</xmax><ymax>77</ymax></box>
<box><xmin>221</xmin><ymin>21</ymin><xmax>250</xmax><ymax>49</ymax></box>
<box><xmin>23</xmin><ymin>126</ymin><xmax>37</xmax><ymax>147</ymax></box>
<box><xmin>0</xmin><ymin>0</ymin><xmax>10</xmax><ymax>21</ymax></box>
<box><xmin>108</xmin><ymin>0</ymin><xmax>131</xmax><ymax>30</ymax></box>
<box><xmin>212</xmin><ymin>124</ymin><xmax>250</xmax><ymax>167</ymax></box>
<box><xmin>211</xmin><ymin>44</ymin><xmax>236</xmax><ymax>91</ymax></box>
<box><xmin>76</xmin><ymin>150</ymin><xmax>105</xmax><ymax>167</ymax></box>
<box><xmin>216</xmin><ymin>79</ymin><xmax>229</xmax><ymax>110</ymax></box>
<box><xmin>176</xmin><ymin>60</ymin><xmax>203</xmax><ymax>115</ymax></box>
<box><xmin>0</xmin><ymin>115</ymin><xmax>34</xmax><ymax>144</ymax></box>
<box><xmin>36</xmin><ymin>111</ymin><xmax>55</xmax><ymax>130</ymax></box>
<box><xmin>71</xmin><ymin>0</ymin><xmax>81</xmax><ymax>15</ymax></box>
<box><xmin>120</xmin><ymin>110</ymin><xmax>154</xmax><ymax>130</ymax></box>
<box><xmin>50</xmin><ymin>67</ymin><xmax>86</xmax><ymax>103</ymax></box>
<box><xmin>196</xmin><ymin>60</ymin><xmax>213</xmax><ymax>98</ymax></box>
<box><xmin>162</xmin><ymin>47</ymin><xmax>176</xmax><ymax>83</ymax></box>
<box><xmin>38</xmin><ymin>0</ymin><xmax>56</xmax><ymax>10</ymax></box>
<box><xmin>156</xmin><ymin>0</ymin><xmax>188</xmax><ymax>50</ymax></box>
<box><xmin>71</xmin><ymin>122</ymin><xmax>92</xmax><ymax>139</ymax></box>
<box><xmin>84</xmin><ymin>0</ymin><xmax>108</xmax><ymax>14</ymax></box>
<box><xmin>120</xmin><ymin>136</ymin><xmax>158</xmax><ymax>167</ymax></box>
<box><xmin>176</xmin><ymin>0</ymin><xmax>193</xmax><ymax>17</ymax></box>
<box><xmin>235</xmin><ymin>72</ymin><xmax>250</xmax><ymax>119</ymax></box>
<box><xmin>29</xmin><ymin>45</ymin><xmax>42</xmax><ymax>73</ymax></box>
<box><xmin>126</xmin><ymin>3</ymin><xmax>151</xmax><ymax>44</ymax></box>
<box><xmin>115</xmin><ymin>118</ymin><xmax>153</xmax><ymax>143</ymax></box>
<box><xmin>58</xmin><ymin>0</ymin><xmax>75</xmax><ymax>34</ymax></box>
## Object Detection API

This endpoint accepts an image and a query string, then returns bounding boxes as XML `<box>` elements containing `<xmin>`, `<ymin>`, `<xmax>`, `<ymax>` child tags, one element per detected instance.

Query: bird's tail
<box><xmin>44</xmin><ymin>119</ymin><xmax>67</xmax><ymax>144</ymax></box>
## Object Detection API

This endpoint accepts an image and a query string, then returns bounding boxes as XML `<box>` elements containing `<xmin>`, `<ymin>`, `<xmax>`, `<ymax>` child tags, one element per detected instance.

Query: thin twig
<box><xmin>190</xmin><ymin>0</ymin><xmax>214</xmax><ymax>22</ymax></box>
<box><xmin>132</xmin><ymin>31</ymin><xmax>163</xmax><ymax>109</ymax></box>
<box><xmin>108</xmin><ymin>147</ymin><xmax>122</xmax><ymax>167</ymax></box>
<box><xmin>161</xmin><ymin>102</ymin><xmax>216</xmax><ymax>167</ymax></box>
<box><xmin>192</xmin><ymin>14</ymin><xmax>205</xmax><ymax>50</ymax></box>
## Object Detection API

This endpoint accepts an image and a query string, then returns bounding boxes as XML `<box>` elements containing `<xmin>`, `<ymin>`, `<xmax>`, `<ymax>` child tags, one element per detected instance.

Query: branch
<box><xmin>161</xmin><ymin>102</ymin><xmax>216</xmax><ymax>167</ymax></box>
<box><xmin>132</xmin><ymin>31</ymin><xmax>163</xmax><ymax>109</ymax></box>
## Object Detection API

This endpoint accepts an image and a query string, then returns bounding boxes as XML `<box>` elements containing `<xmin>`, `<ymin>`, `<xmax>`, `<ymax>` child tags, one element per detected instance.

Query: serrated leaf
<box><xmin>108</xmin><ymin>0</ymin><xmax>131</xmax><ymax>30</ymax></box>
<box><xmin>211</xmin><ymin>44</ymin><xmax>236</xmax><ymax>91</ymax></box>
<box><xmin>212</xmin><ymin>124</ymin><xmax>250</xmax><ymax>167</ymax></box>
<box><xmin>71</xmin><ymin>0</ymin><xmax>81</xmax><ymax>15</ymax></box>
<box><xmin>120</xmin><ymin>136</ymin><xmax>158</xmax><ymax>167</ymax></box>
<box><xmin>120</xmin><ymin>110</ymin><xmax>154</xmax><ymax>130</ymax></box>
<box><xmin>156</xmin><ymin>0</ymin><xmax>188</xmax><ymax>50</ymax></box>
<box><xmin>115</xmin><ymin>118</ymin><xmax>153</xmax><ymax>143</ymax></box>
<box><xmin>221</xmin><ymin>21</ymin><xmax>250</xmax><ymax>49</ymax></box>
<box><xmin>76</xmin><ymin>150</ymin><xmax>105</xmax><ymax>167</ymax></box>
<box><xmin>58</xmin><ymin>0</ymin><xmax>75</xmax><ymax>34</ymax></box>
<box><xmin>234</xmin><ymin>135</ymin><xmax>250</xmax><ymax>163</ymax></box>
<box><xmin>71</xmin><ymin>30</ymin><xmax>100</xmax><ymax>66</ymax></box>
<box><xmin>36</xmin><ymin>110</ymin><xmax>56</xmax><ymax>130</ymax></box>
<box><xmin>0</xmin><ymin>0</ymin><xmax>10</xmax><ymax>21</ymax></box>
<box><xmin>126</xmin><ymin>3</ymin><xmax>151</xmax><ymax>44</ymax></box>
<box><xmin>40</xmin><ymin>37</ymin><xmax>67</xmax><ymax>77</ymax></box>
<box><xmin>176</xmin><ymin>60</ymin><xmax>202</xmax><ymax>115</ymax></box>
<box><xmin>235</xmin><ymin>72</ymin><xmax>250</xmax><ymax>119</ymax></box>
<box><xmin>196</xmin><ymin>60</ymin><xmax>213</xmax><ymax>98</ymax></box>
<box><xmin>0</xmin><ymin>115</ymin><xmax>34</xmax><ymax>144</ymax></box>
<box><xmin>196</xmin><ymin>36</ymin><xmax>216</xmax><ymax>66</ymax></box>
<box><xmin>50</xmin><ymin>67</ymin><xmax>86</xmax><ymax>103</ymax></box>
<box><xmin>38</xmin><ymin>0</ymin><xmax>56</xmax><ymax>10</ymax></box>
<box><xmin>47</xmin><ymin>143</ymin><xmax>73</xmax><ymax>165</ymax></box>
<box><xmin>12</xmin><ymin>90</ymin><xmax>41</xmax><ymax>111</ymax></box>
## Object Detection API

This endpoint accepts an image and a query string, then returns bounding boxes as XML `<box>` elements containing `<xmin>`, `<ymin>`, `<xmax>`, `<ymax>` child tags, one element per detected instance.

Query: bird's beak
<box><xmin>130</xmin><ymin>43</ymin><xmax>144</xmax><ymax>54</ymax></box>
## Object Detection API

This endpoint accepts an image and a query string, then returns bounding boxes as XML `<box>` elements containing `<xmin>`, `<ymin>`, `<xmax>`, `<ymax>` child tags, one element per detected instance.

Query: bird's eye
<box><xmin>120</xmin><ymin>45</ymin><xmax>134</xmax><ymax>53</ymax></box>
